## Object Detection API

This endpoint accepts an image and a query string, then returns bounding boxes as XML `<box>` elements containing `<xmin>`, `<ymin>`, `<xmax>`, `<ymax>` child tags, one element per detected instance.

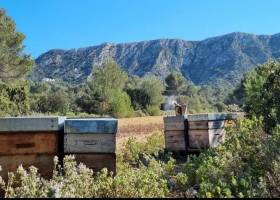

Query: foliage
<box><xmin>228</xmin><ymin>60</ymin><xmax>280</xmax><ymax>133</ymax></box>
<box><xmin>0</xmin><ymin>10</ymin><xmax>33</xmax><ymax>117</ymax></box>
<box><xmin>165</xmin><ymin>71</ymin><xmax>188</xmax><ymax>96</ymax></box>
<box><xmin>120</xmin><ymin>131</ymin><xmax>165</xmax><ymax>165</ymax></box>
<box><xmin>189</xmin><ymin>118</ymin><xmax>267</xmax><ymax>198</ymax></box>
<box><xmin>0</xmin><ymin>81</ymin><xmax>30</xmax><ymax>116</ymax></box>
<box><xmin>199</xmin><ymin>79</ymin><xmax>235</xmax><ymax>108</ymax></box>
<box><xmin>107</xmin><ymin>89</ymin><xmax>133</xmax><ymax>118</ymax></box>
<box><xmin>126</xmin><ymin>75</ymin><xmax>165</xmax><ymax>116</ymax></box>
<box><xmin>82</xmin><ymin>59</ymin><xmax>133</xmax><ymax>118</ymax></box>
<box><xmin>179</xmin><ymin>118</ymin><xmax>280</xmax><ymax>198</ymax></box>
<box><xmin>0</xmin><ymin>9</ymin><xmax>33</xmax><ymax>82</ymax></box>
<box><xmin>89</xmin><ymin>59</ymin><xmax>128</xmax><ymax>95</ymax></box>
<box><xmin>29</xmin><ymin>82</ymin><xmax>50</xmax><ymax>94</ymax></box>
<box><xmin>74</xmin><ymin>86</ymin><xmax>105</xmax><ymax>115</ymax></box>
<box><xmin>261</xmin><ymin>65</ymin><xmax>280</xmax><ymax>133</ymax></box>
<box><xmin>126</xmin><ymin>88</ymin><xmax>150</xmax><ymax>111</ymax></box>
<box><xmin>140</xmin><ymin>75</ymin><xmax>164</xmax><ymax>115</ymax></box>
<box><xmin>162</xmin><ymin>72</ymin><xmax>216</xmax><ymax>114</ymax></box>
<box><xmin>32</xmin><ymin>89</ymin><xmax>70</xmax><ymax>115</ymax></box>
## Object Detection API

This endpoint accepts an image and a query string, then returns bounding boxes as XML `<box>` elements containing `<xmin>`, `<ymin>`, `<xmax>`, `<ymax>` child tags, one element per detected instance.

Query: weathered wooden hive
<box><xmin>164</xmin><ymin>113</ymin><xmax>243</xmax><ymax>153</ymax></box>
<box><xmin>164</xmin><ymin>115</ymin><xmax>188</xmax><ymax>152</ymax></box>
<box><xmin>0</xmin><ymin>117</ymin><xmax>66</xmax><ymax>181</ymax></box>
<box><xmin>187</xmin><ymin>113</ymin><xmax>237</xmax><ymax>151</ymax></box>
<box><xmin>64</xmin><ymin>118</ymin><xmax>118</xmax><ymax>174</ymax></box>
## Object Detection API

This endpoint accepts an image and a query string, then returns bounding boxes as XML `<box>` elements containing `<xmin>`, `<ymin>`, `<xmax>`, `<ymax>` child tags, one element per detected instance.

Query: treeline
<box><xmin>29</xmin><ymin>60</ymin><xmax>165</xmax><ymax>118</ymax></box>
<box><xmin>2</xmin><ymin>60</ymin><xmax>223</xmax><ymax>118</ymax></box>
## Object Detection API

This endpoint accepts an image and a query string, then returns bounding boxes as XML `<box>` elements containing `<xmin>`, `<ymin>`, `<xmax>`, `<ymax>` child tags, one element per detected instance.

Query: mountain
<box><xmin>32</xmin><ymin>32</ymin><xmax>280</xmax><ymax>86</ymax></box>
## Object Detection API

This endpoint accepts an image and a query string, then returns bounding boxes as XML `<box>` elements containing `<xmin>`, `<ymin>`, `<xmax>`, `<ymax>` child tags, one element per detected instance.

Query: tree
<box><xmin>108</xmin><ymin>90</ymin><xmax>133</xmax><ymax>118</ymax></box>
<box><xmin>230</xmin><ymin>60</ymin><xmax>280</xmax><ymax>134</ymax></box>
<box><xmin>86</xmin><ymin>59</ymin><xmax>133</xmax><ymax>118</ymax></box>
<box><xmin>0</xmin><ymin>9</ymin><xmax>33</xmax><ymax>81</ymax></box>
<box><xmin>126</xmin><ymin>88</ymin><xmax>150</xmax><ymax>110</ymax></box>
<box><xmin>165</xmin><ymin>72</ymin><xmax>188</xmax><ymax>95</ymax></box>
<box><xmin>35</xmin><ymin>90</ymin><xmax>70</xmax><ymax>114</ymax></box>
<box><xmin>125</xmin><ymin>75</ymin><xmax>142</xmax><ymax>91</ymax></box>
<box><xmin>141</xmin><ymin>75</ymin><xmax>165</xmax><ymax>115</ymax></box>
<box><xmin>29</xmin><ymin>82</ymin><xmax>50</xmax><ymax>94</ymax></box>
<box><xmin>89</xmin><ymin>59</ymin><xmax>128</xmax><ymax>96</ymax></box>
<box><xmin>261</xmin><ymin>66</ymin><xmax>280</xmax><ymax>134</ymax></box>
<box><xmin>243</xmin><ymin>61</ymin><xmax>280</xmax><ymax>118</ymax></box>
<box><xmin>0</xmin><ymin>81</ymin><xmax>30</xmax><ymax>116</ymax></box>
<box><xmin>75</xmin><ymin>85</ymin><xmax>109</xmax><ymax>114</ymax></box>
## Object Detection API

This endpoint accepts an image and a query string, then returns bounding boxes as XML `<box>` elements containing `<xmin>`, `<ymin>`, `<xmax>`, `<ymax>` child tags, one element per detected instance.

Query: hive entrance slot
<box><xmin>16</xmin><ymin>143</ymin><xmax>35</xmax><ymax>148</ymax></box>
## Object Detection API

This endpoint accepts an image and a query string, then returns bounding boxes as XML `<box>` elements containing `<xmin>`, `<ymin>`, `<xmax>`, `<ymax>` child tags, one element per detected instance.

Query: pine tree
<box><xmin>0</xmin><ymin>9</ymin><xmax>33</xmax><ymax>81</ymax></box>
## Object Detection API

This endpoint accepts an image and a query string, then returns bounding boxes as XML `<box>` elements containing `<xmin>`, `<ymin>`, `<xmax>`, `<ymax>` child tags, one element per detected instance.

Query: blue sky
<box><xmin>1</xmin><ymin>0</ymin><xmax>280</xmax><ymax>58</ymax></box>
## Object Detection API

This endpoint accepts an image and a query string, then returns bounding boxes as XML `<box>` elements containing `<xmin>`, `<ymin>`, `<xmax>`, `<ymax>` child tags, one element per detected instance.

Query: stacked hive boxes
<box><xmin>64</xmin><ymin>118</ymin><xmax>118</xmax><ymax>174</ymax></box>
<box><xmin>163</xmin><ymin>115</ymin><xmax>188</xmax><ymax>152</ymax></box>
<box><xmin>164</xmin><ymin>113</ymin><xmax>243</xmax><ymax>153</ymax></box>
<box><xmin>187</xmin><ymin>113</ymin><xmax>229</xmax><ymax>151</ymax></box>
<box><xmin>0</xmin><ymin>117</ymin><xmax>65</xmax><ymax>181</ymax></box>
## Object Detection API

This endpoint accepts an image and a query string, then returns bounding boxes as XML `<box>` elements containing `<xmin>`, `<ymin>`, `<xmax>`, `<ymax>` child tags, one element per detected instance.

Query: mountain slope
<box><xmin>32</xmin><ymin>32</ymin><xmax>280</xmax><ymax>85</ymax></box>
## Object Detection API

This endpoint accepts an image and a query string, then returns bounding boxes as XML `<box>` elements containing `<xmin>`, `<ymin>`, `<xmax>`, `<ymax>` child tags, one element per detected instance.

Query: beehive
<box><xmin>163</xmin><ymin>115</ymin><xmax>187</xmax><ymax>152</ymax></box>
<box><xmin>0</xmin><ymin>117</ymin><xmax>65</xmax><ymax>181</ymax></box>
<box><xmin>64</xmin><ymin>118</ymin><xmax>118</xmax><ymax>174</ymax></box>
<box><xmin>164</xmin><ymin>112</ymin><xmax>244</xmax><ymax>153</ymax></box>
<box><xmin>188</xmin><ymin>113</ymin><xmax>245</xmax><ymax>151</ymax></box>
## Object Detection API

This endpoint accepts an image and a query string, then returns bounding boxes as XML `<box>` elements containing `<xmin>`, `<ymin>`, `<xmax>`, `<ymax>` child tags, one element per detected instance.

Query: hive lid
<box><xmin>64</xmin><ymin>118</ymin><xmax>118</xmax><ymax>134</ymax></box>
<box><xmin>0</xmin><ymin>116</ymin><xmax>66</xmax><ymax>132</ymax></box>
<box><xmin>187</xmin><ymin>113</ymin><xmax>241</xmax><ymax>121</ymax></box>
<box><xmin>163</xmin><ymin>115</ymin><xmax>187</xmax><ymax>123</ymax></box>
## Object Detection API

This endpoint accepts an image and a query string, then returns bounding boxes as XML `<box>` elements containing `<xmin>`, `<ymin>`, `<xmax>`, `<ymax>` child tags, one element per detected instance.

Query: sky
<box><xmin>1</xmin><ymin>0</ymin><xmax>280</xmax><ymax>58</ymax></box>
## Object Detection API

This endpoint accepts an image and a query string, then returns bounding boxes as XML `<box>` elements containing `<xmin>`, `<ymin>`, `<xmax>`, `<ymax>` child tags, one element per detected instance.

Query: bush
<box><xmin>180</xmin><ymin>118</ymin><xmax>280</xmax><ymax>198</ymax></box>
<box><xmin>0</xmin><ymin>81</ymin><xmax>30</xmax><ymax>116</ymax></box>
<box><xmin>146</xmin><ymin>105</ymin><xmax>162</xmax><ymax>116</ymax></box>
<box><xmin>229</xmin><ymin>60</ymin><xmax>280</xmax><ymax>133</ymax></box>
<box><xmin>120</xmin><ymin>131</ymin><xmax>166</xmax><ymax>165</ymax></box>
<box><xmin>108</xmin><ymin>90</ymin><xmax>133</xmax><ymax>118</ymax></box>
<box><xmin>36</xmin><ymin>90</ymin><xmax>70</xmax><ymax>115</ymax></box>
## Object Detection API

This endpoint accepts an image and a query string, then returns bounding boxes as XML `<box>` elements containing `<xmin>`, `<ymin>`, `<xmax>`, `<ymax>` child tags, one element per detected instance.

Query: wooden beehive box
<box><xmin>163</xmin><ymin>112</ymin><xmax>245</xmax><ymax>153</ymax></box>
<box><xmin>64</xmin><ymin>118</ymin><xmax>118</xmax><ymax>174</ymax></box>
<box><xmin>187</xmin><ymin>113</ymin><xmax>240</xmax><ymax>151</ymax></box>
<box><xmin>0</xmin><ymin>117</ymin><xmax>66</xmax><ymax>181</ymax></box>
<box><xmin>163</xmin><ymin>115</ymin><xmax>187</xmax><ymax>152</ymax></box>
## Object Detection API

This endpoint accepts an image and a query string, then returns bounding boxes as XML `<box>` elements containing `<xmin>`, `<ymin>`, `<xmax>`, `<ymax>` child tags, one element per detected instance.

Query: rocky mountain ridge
<box><xmin>32</xmin><ymin>32</ymin><xmax>280</xmax><ymax>86</ymax></box>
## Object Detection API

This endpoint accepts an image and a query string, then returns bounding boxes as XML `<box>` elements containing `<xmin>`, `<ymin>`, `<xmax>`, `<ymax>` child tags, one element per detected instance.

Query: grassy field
<box><xmin>116</xmin><ymin>116</ymin><xmax>164</xmax><ymax>151</ymax></box>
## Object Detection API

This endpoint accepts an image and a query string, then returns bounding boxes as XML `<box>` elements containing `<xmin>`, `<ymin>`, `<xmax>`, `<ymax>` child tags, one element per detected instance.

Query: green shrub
<box><xmin>120</xmin><ymin>131</ymin><xmax>165</xmax><ymax>164</ymax></box>
<box><xmin>0</xmin><ymin>81</ymin><xmax>30</xmax><ymax>116</ymax></box>
<box><xmin>146</xmin><ymin>105</ymin><xmax>162</xmax><ymax>116</ymax></box>
<box><xmin>181</xmin><ymin>118</ymin><xmax>280</xmax><ymax>198</ymax></box>
<box><xmin>1</xmin><ymin>155</ymin><xmax>169</xmax><ymax>198</ymax></box>
<box><xmin>229</xmin><ymin>60</ymin><xmax>280</xmax><ymax>134</ymax></box>
<box><xmin>108</xmin><ymin>90</ymin><xmax>133</xmax><ymax>118</ymax></box>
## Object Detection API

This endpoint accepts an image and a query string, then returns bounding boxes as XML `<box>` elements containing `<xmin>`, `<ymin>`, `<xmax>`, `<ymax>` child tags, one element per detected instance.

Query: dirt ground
<box><xmin>116</xmin><ymin>116</ymin><xmax>164</xmax><ymax>151</ymax></box>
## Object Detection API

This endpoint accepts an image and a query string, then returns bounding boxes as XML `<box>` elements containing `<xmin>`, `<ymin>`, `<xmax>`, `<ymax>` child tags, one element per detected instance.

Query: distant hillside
<box><xmin>31</xmin><ymin>32</ymin><xmax>280</xmax><ymax>86</ymax></box>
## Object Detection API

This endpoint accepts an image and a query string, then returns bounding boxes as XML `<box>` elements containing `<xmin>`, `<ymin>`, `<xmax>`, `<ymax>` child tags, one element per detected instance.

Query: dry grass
<box><xmin>116</xmin><ymin>116</ymin><xmax>164</xmax><ymax>151</ymax></box>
